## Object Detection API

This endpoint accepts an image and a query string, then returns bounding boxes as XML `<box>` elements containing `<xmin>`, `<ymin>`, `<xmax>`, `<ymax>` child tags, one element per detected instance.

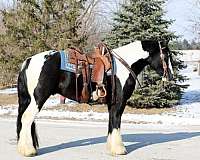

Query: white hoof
<box><xmin>110</xmin><ymin>143</ymin><xmax>127</xmax><ymax>155</ymax></box>
<box><xmin>107</xmin><ymin>138</ymin><xmax>127</xmax><ymax>155</ymax></box>
<box><xmin>107</xmin><ymin>129</ymin><xmax>127</xmax><ymax>155</ymax></box>
<box><xmin>17</xmin><ymin>141</ymin><xmax>37</xmax><ymax>157</ymax></box>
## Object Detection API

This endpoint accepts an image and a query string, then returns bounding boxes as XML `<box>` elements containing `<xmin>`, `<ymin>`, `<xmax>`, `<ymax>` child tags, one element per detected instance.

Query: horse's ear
<box><xmin>141</xmin><ymin>40</ymin><xmax>157</xmax><ymax>53</ymax></box>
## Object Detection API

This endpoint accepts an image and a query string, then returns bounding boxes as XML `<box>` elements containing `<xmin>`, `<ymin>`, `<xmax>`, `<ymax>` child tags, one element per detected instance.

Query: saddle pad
<box><xmin>59</xmin><ymin>50</ymin><xmax>116</xmax><ymax>75</ymax></box>
<box><xmin>60</xmin><ymin>50</ymin><xmax>77</xmax><ymax>73</ymax></box>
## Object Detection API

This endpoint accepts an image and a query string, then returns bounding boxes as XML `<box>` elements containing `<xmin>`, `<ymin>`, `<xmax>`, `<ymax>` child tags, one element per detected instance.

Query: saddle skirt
<box><xmin>59</xmin><ymin>50</ymin><xmax>116</xmax><ymax>76</ymax></box>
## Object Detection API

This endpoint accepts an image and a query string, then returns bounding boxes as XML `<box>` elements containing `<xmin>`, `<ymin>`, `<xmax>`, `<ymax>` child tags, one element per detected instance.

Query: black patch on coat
<box><xmin>34</xmin><ymin>52</ymin><xmax>61</xmax><ymax>110</ymax></box>
<box><xmin>16</xmin><ymin>58</ymin><xmax>33</xmax><ymax>138</ymax></box>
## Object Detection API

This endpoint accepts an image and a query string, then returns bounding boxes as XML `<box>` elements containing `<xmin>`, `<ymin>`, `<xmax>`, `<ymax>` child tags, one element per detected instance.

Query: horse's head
<box><xmin>141</xmin><ymin>40</ymin><xmax>173</xmax><ymax>81</ymax></box>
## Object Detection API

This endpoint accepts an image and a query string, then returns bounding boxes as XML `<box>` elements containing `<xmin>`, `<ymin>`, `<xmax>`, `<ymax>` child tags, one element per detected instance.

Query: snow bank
<box><xmin>0</xmin><ymin>88</ymin><xmax>17</xmax><ymax>94</ymax></box>
<box><xmin>1</xmin><ymin>106</ymin><xmax>200</xmax><ymax>125</ymax></box>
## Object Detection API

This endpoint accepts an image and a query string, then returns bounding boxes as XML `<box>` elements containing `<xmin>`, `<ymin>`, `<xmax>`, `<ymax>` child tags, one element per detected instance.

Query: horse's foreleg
<box><xmin>107</xmin><ymin>102</ymin><xmax>127</xmax><ymax>155</ymax></box>
<box><xmin>107</xmin><ymin>75</ymin><xmax>136</xmax><ymax>155</ymax></box>
<box><xmin>107</xmin><ymin>78</ymin><xmax>127</xmax><ymax>155</ymax></box>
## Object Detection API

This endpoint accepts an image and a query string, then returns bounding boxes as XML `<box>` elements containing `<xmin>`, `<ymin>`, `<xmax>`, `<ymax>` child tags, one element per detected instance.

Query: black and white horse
<box><xmin>17</xmin><ymin>40</ymin><xmax>172</xmax><ymax>156</ymax></box>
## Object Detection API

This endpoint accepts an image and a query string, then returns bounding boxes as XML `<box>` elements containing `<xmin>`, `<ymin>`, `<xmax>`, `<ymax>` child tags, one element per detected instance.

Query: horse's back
<box><xmin>20</xmin><ymin>50</ymin><xmax>55</xmax><ymax>70</ymax></box>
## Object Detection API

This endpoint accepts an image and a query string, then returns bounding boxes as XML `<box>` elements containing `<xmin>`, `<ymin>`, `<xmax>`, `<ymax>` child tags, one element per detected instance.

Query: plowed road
<box><xmin>1</xmin><ymin>118</ymin><xmax>200</xmax><ymax>160</ymax></box>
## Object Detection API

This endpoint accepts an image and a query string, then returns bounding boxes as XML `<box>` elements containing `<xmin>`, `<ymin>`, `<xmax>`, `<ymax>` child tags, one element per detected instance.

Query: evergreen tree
<box><xmin>105</xmin><ymin>0</ymin><xmax>176</xmax><ymax>48</ymax></box>
<box><xmin>2</xmin><ymin>0</ymin><xmax>87</xmax><ymax>54</ymax></box>
<box><xmin>0</xmin><ymin>0</ymin><xmax>88</xmax><ymax>85</ymax></box>
<box><xmin>191</xmin><ymin>40</ymin><xmax>198</xmax><ymax>49</ymax></box>
<box><xmin>170</xmin><ymin>39</ymin><xmax>200</xmax><ymax>50</ymax></box>
<box><xmin>182</xmin><ymin>39</ymin><xmax>191</xmax><ymax>49</ymax></box>
<box><xmin>104</xmin><ymin>0</ymin><xmax>187</xmax><ymax>108</ymax></box>
<box><xmin>169</xmin><ymin>40</ymin><xmax>183</xmax><ymax>50</ymax></box>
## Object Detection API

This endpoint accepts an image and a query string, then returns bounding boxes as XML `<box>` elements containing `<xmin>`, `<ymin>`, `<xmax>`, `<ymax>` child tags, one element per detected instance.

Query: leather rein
<box><xmin>106</xmin><ymin>45</ymin><xmax>143</xmax><ymax>89</ymax></box>
<box><xmin>158</xmin><ymin>41</ymin><xmax>168</xmax><ymax>81</ymax></box>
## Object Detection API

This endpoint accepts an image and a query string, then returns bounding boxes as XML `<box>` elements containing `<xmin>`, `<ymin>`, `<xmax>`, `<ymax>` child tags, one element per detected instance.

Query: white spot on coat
<box><xmin>113</xmin><ymin>41</ymin><xmax>149</xmax><ymax>88</ymax></box>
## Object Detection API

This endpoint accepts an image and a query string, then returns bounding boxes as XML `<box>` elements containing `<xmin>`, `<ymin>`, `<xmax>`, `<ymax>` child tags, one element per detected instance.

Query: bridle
<box><xmin>158</xmin><ymin>41</ymin><xmax>168</xmax><ymax>81</ymax></box>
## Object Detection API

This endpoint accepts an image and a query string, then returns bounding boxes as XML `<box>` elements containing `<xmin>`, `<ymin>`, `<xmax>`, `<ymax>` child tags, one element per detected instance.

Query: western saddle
<box><xmin>67</xmin><ymin>43</ymin><xmax>113</xmax><ymax>103</ymax></box>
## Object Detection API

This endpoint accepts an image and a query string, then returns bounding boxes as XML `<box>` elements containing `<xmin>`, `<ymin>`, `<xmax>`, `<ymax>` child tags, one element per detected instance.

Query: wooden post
<box><xmin>60</xmin><ymin>95</ymin><xmax>66</xmax><ymax>104</ymax></box>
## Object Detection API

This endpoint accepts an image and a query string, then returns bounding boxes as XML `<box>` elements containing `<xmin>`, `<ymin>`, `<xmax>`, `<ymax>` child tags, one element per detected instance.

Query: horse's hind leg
<box><xmin>17</xmin><ymin>70</ymin><xmax>39</xmax><ymax>156</ymax></box>
<box><xmin>17</xmin><ymin>59</ymin><xmax>53</xmax><ymax>156</ymax></box>
<box><xmin>106</xmin><ymin>77</ymin><xmax>127</xmax><ymax>155</ymax></box>
<box><xmin>17</xmin><ymin>81</ymin><xmax>51</xmax><ymax>156</ymax></box>
<box><xmin>17</xmin><ymin>98</ymin><xmax>39</xmax><ymax>156</ymax></box>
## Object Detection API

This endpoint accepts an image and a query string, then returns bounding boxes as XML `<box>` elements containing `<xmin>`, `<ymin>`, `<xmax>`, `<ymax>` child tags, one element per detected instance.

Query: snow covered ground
<box><xmin>175</xmin><ymin>65</ymin><xmax>200</xmax><ymax>118</ymax></box>
<box><xmin>0</xmin><ymin>64</ymin><xmax>200</xmax><ymax>125</ymax></box>
<box><xmin>0</xmin><ymin>87</ymin><xmax>17</xmax><ymax>94</ymax></box>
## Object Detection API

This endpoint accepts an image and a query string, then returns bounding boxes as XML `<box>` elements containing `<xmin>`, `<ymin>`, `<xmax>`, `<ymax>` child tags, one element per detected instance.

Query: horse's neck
<box><xmin>131</xmin><ymin>58</ymin><xmax>148</xmax><ymax>76</ymax></box>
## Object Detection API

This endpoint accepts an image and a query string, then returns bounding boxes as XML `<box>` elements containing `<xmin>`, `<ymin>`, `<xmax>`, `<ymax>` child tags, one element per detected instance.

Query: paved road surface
<box><xmin>1</xmin><ymin>118</ymin><xmax>200</xmax><ymax>160</ymax></box>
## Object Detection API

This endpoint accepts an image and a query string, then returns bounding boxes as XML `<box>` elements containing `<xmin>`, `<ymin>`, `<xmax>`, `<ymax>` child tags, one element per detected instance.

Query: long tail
<box><xmin>17</xmin><ymin>58</ymin><xmax>39</xmax><ymax>148</ymax></box>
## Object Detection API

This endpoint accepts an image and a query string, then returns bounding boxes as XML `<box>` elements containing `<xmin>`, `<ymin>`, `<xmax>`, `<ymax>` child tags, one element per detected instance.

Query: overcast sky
<box><xmin>0</xmin><ymin>0</ymin><xmax>199</xmax><ymax>41</ymax></box>
<box><xmin>166</xmin><ymin>0</ymin><xmax>199</xmax><ymax>41</ymax></box>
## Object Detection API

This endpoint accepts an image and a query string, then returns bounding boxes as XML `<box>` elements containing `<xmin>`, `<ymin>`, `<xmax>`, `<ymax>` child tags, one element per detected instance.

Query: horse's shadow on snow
<box><xmin>38</xmin><ymin>132</ymin><xmax>200</xmax><ymax>155</ymax></box>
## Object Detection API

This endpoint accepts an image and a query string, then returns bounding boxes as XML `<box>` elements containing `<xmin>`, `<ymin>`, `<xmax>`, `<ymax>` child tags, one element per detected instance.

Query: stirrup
<box><xmin>96</xmin><ymin>84</ymin><xmax>107</xmax><ymax>98</ymax></box>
